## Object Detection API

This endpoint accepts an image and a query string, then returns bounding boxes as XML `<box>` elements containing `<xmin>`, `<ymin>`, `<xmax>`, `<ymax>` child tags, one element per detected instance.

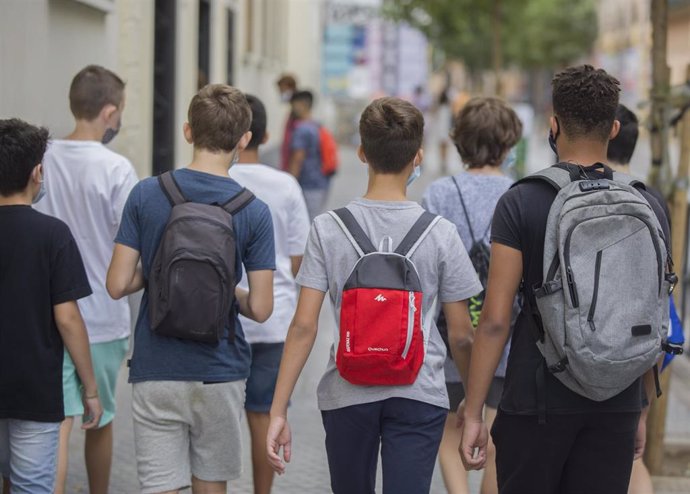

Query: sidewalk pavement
<box><xmin>62</xmin><ymin>144</ymin><xmax>690</xmax><ymax>493</ymax></box>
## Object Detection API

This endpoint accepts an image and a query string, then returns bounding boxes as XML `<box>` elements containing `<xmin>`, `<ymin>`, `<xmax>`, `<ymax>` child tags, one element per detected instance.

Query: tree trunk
<box><xmin>647</xmin><ymin>0</ymin><xmax>670</xmax><ymax>191</ymax></box>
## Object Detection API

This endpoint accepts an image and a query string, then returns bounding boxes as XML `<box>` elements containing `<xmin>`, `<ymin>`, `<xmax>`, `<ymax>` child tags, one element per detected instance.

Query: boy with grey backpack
<box><xmin>460</xmin><ymin>65</ymin><xmax>673</xmax><ymax>494</ymax></box>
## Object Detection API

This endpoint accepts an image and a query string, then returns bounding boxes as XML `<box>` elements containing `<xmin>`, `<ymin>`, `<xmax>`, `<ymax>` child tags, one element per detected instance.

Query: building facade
<box><xmin>0</xmin><ymin>0</ymin><xmax>323</xmax><ymax>177</ymax></box>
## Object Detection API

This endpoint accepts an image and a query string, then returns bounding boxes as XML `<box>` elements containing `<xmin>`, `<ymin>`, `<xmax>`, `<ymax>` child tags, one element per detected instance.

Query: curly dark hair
<box><xmin>0</xmin><ymin>119</ymin><xmax>49</xmax><ymax>196</ymax></box>
<box><xmin>552</xmin><ymin>65</ymin><xmax>620</xmax><ymax>142</ymax></box>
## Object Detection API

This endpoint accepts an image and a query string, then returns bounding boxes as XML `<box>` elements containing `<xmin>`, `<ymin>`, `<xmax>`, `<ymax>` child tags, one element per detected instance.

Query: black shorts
<box><xmin>491</xmin><ymin>409</ymin><xmax>639</xmax><ymax>494</ymax></box>
<box><xmin>446</xmin><ymin>377</ymin><xmax>504</xmax><ymax>411</ymax></box>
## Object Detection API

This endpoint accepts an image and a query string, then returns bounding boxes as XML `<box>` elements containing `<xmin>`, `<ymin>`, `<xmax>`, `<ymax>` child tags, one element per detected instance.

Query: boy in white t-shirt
<box><xmin>34</xmin><ymin>65</ymin><xmax>138</xmax><ymax>494</ymax></box>
<box><xmin>229</xmin><ymin>94</ymin><xmax>310</xmax><ymax>494</ymax></box>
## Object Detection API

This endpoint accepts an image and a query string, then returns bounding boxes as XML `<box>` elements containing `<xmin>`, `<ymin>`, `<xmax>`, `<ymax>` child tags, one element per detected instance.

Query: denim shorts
<box><xmin>0</xmin><ymin>419</ymin><xmax>60</xmax><ymax>494</ymax></box>
<box><xmin>245</xmin><ymin>343</ymin><xmax>284</xmax><ymax>413</ymax></box>
<box><xmin>63</xmin><ymin>337</ymin><xmax>129</xmax><ymax>427</ymax></box>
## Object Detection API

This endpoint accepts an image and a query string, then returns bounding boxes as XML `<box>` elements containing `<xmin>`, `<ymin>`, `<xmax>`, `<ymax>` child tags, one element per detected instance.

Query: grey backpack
<box><xmin>523</xmin><ymin>165</ymin><xmax>676</xmax><ymax>404</ymax></box>
<box><xmin>149</xmin><ymin>172</ymin><xmax>255</xmax><ymax>343</ymax></box>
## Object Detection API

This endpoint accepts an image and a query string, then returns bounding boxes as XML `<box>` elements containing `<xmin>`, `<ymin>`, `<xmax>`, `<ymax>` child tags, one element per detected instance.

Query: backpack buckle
<box><xmin>666</xmin><ymin>273</ymin><xmax>679</xmax><ymax>293</ymax></box>
<box><xmin>547</xmin><ymin>358</ymin><xmax>569</xmax><ymax>373</ymax></box>
<box><xmin>534</xmin><ymin>280</ymin><xmax>563</xmax><ymax>298</ymax></box>
<box><xmin>579</xmin><ymin>180</ymin><xmax>610</xmax><ymax>192</ymax></box>
<box><xmin>662</xmin><ymin>342</ymin><xmax>684</xmax><ymax>355</ymax></box>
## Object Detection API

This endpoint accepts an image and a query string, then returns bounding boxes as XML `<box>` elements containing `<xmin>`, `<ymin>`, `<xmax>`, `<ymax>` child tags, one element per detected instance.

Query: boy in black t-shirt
<box><xmin>460</xmin><ymin>66</ymin><xmax>670</xmax><ymax>494</ymax></box>
<box><xmin>0</xmin><ymin>119</ymin><xmax>102</xmax><ymax>494</ymax></box>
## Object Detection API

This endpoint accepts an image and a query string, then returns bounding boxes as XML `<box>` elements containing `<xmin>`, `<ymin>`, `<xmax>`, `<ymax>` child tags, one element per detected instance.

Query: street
<box><xmin>63</xmin><ymin>142</ymin><xmax>690</xmax><ymax>493</ymax></box>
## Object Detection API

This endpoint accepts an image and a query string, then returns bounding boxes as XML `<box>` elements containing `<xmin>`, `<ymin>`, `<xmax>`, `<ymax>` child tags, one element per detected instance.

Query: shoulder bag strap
<box><xmin>158</xmin><ymin>171</ymin><xmax>187</xmax><ymax>206</ymax></box>
<box><xmin>329</xmin><ymin>208</ymin><xmax>376</xmax><ymax>257</ymax></box>
<box><xmin>395</xmin><ymin>211</ymin><xmax>441</xmax><ymax>257</ymax></box>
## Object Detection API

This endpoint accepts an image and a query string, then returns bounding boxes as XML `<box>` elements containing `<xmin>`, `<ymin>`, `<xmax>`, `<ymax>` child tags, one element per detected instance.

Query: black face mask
<box><xmin>548</xmin><ymin>117</ymin><xmax>560</xmax><ymax>160</ymax></box>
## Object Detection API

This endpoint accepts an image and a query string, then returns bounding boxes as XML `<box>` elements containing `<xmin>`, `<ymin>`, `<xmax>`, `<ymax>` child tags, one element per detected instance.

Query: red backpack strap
<box><xmin>394</xmin><ymin>212</ymin><xmax>441</xmax><ymax>257</ymax></box>
<box><xmin>329</xmin><ymin>208</ymin><xmax>376</xmax><ymax>257</ymax></box>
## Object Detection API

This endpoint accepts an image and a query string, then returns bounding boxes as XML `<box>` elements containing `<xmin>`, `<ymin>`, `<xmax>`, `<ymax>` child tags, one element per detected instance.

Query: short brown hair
<box><xmin>276</xmin><ymin>74</ymin><xmax>297</xmax><ymax>90</ymax></box>
<box><xmin>451</xmin><ymin>97</ymin><xmax>522</xmax><ymax>168</ymax></box>
<box><xmin>359</xmin><ymin>97</ymin><xmax>424</xmax><ymax>173</ymax></box>
<box><xmin>187</xmin><ymin>84</ymin><xmax>252</xmax><ymax>152</ymax></box>
<box><xmin>69</xmin><ymin>65</ymin><xmax>125</xmax><ymax>120</ymax></box>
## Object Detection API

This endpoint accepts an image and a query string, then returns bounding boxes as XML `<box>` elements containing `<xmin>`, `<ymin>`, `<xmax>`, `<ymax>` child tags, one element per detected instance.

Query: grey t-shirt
<box><xmin>422</xmin><ymin>172</ymin><xmax>513</xmax><ymax>381</ymax></box>
<box><xmin>296</xmin><ymin>198</ymin><xmax>482</xmax><ymax>411</ymax></box>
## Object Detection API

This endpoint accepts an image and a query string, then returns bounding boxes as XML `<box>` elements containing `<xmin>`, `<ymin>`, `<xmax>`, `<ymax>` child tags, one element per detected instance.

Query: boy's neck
<box><xmin>363</xmin><ymin>169</ymin><xmax>409</xmax><ymax>202</ymax></box>
<box><xmin>237</xmin><ymin>148</ymin><xmax>260</xmax><ymax>165</ymax></box>
<box><xmin>295</xmin><ymin>112</ymin><xmax>312</xmax><ymax>122</ymax></box>
<box><xmin>187</xmin><ymin>147</ymin><xmax>235</xmax><ymax>177</ymax></box>
<box><xmin>0</xmin><ymin>191</ymin><xmax>32</xmax><ymax>206</ymax></box>
<box><xmin>66</xmin><ymin>120</ymin><xmax>104</xmax><ymax>142</ymax></box>
<box><xmin>557</xmin><ymin>138</ymin><xmax>609</xmax><ymax>168</ymax></box>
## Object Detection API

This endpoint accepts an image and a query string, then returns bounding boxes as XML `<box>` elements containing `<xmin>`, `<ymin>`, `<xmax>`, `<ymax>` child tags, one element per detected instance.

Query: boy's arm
<box><xmin>107</xmin><ymin>244</ymin><xmax>144</xmax><ymax>300</ymax></box>
<box><xmin>290</xmin><ymin>256</ymin><xmax>303</xmax><ymax>278</ymax></box>
<box><xmin>53</xmin><ymin>301</ymin><xmax>103</xmax><ymax>429</ymax></box>
<box><xmin>444</xmin><ymin>300</ymin><xmax>474</xmax><ymax>387</ymax></box>
<box><xmin>461</xmin><ymin>242</ymin><xmax>522</xmax><ymax>470</ymax></box>
<box><xmin>267</xmin><ymin>286</ymin><xmax>326</xmax><ymax>474</ymax></box>
<box><xmin>235</xmin><ymin>269</ymin><xmax>274</xmax><ymax>323</ymax></box>
<box><xmin>288</xmin><ymin>149</ymin><xmax>306</xmax><ymax>178</ymax></box>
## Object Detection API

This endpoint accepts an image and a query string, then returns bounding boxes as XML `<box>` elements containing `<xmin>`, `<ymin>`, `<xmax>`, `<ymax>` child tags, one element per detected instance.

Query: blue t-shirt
<box><xmin>291</xmin><ymin>121</ymin><xmax>330</xmax><ymax>190</ymax></box>
<box><xmin>115</xmin><ymin>168</ymin><xmax>276</xmax><ymax>383</ymax></box>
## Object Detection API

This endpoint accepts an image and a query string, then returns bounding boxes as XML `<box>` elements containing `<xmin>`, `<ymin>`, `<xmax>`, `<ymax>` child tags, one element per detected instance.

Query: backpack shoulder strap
<box><xmin>158</xmin><ymin>171</ymin><xmax>187</xmax><ymax>206</ymax></box>
<box><xmin>452</xmin><ymin>176</ymin><xmax>477</xmax><ymax>244</ymax></box>
<box><xmin>512</xmin><ymin>166</ymin><xmax>574</xmax><ymax>192</ymax></box>
<box><xmin>395</xmin><ymin>211</ymin><xmax>441</xmax><ymax>257</ymax></box>
<box><xmin>329</xmin><ymin>208</ymin><xmax>376</xmax><ymax>257</ymax></box>
<box><xmin>611</xmin><ymin>171</ymin><xmax>646</xmax><ymax>190</ymax></box>
<box><xmin>220</xmin><ymin>188</ymin><xmax>255</xmax><ymax>215</ymax></box>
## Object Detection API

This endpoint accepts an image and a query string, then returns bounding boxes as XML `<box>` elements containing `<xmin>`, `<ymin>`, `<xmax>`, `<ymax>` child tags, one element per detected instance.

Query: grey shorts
<box><xmin>132</xmin><ymin>380</ymin><xmax>246</xmax><ymax>493</ymax></box>
<box><xmin>447</xmin><ymin>377</ymin><xmax>505</xmax><ymax>411</ymax></box>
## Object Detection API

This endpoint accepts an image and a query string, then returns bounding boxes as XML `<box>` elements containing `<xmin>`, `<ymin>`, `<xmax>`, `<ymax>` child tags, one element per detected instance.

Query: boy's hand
<box><xmin>460</xmin><ymin>419</ymin><xmax>488</xmax><ymax>471</ymax></box>
<box><xmin>81</xmin><ymin>395</ymin><xmax>103</xmax><ymax>430</ymax></box>
<box><xmin>267</xmin><ymin>415</ymin><xmax>292</xmax><ymax>474</ymax></box>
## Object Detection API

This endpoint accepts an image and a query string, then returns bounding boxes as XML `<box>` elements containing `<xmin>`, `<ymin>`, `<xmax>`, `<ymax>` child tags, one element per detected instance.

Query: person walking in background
<box><xmin>34</xmin><ymin>65</ymin><xmax>138</xmax><ymax>494</ymax></box>
<box><xmin>606</xmin><ymin>103</ymin><xmax>680</xmax><ymax>494</ymax></box>
<box><xmin>228</xmin><ymin>94</ymin><xmax>310</xmax><ymax>494</ymax></box>
<box><xmin>107</xmin><ymin>84</ymin><xmax>275</xmax><ymax>494</ymax></box>
<box><xmin>277</xmin><ymin>74</ymin><xmax>298</xmax><ymax>171</ymax></box>
<box><xmin>461</xmin><ymin>65</ymin><xmax>672</xmax><ymax>494</ymax></box>
<box><xmin>423</xmin><ymin>97</ymin><xmax>522</xmax><ymax>494</ymax></box>
<box><xmin>267</xmin><ymin>97</ymin><xmax>481</xmax><ymax>494</ymax></box>
<box><xmin>288</xmin><ymin>90</ymin><xmax>331</xmax><ymax>220</ymax></box>
<box><xmin>0</xmin><ymin>118</ymin><xmax>103</xmax><ymax>494</ymax></box>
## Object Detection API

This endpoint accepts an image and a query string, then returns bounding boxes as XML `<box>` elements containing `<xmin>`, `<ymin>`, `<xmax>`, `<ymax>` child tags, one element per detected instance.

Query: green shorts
<box><xmin>63</xmin><ymin>337</ymin><xmax>129</xmax><ymax>427</ymax></box>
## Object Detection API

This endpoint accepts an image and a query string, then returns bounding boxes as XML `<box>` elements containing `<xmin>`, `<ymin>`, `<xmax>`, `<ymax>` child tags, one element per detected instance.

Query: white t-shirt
<box><xmin>35</xmin><ymin>140</ymin><xmax>138</xmax><ymax>344</ymax></box>
<box><xmin>228</xmin><ymin>163</ymin><xmax>310</xmax><ymax>344</ymax></box>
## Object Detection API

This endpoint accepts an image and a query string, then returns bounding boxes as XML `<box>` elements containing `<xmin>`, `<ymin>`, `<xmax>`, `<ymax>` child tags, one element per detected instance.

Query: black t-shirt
<box><xmin>0</xmin><ymin>206</ymin><xmax>91</xmax><ymax>422</ymax></box>
<box><xmin>491</xmin><ymin>164</ymin><xmax>671</xmax><ymax>414</ymax></box>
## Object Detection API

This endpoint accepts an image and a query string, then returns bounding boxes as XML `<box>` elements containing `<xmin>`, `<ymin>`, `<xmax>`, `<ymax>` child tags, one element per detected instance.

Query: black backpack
<box><xmin>148</xmin><ymin>172</ymin><xmax>255</xmax><ymax>343</ymax></box>
<box><xmin>438</xmin><ymin>177</ymin><xmax>492</xmax><ymax>351</ymax></box>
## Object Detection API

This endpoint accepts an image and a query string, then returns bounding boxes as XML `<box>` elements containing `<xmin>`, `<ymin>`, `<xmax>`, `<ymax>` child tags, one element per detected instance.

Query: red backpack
<box><xmin>318</xmin><ymin>126</ymin><xmax>339</xmax><ymax>176</ymax></box>
<box><xmin>329</xmin><ymin>208</ymin><xmax>440</xmax><ymax>386</ymax></box>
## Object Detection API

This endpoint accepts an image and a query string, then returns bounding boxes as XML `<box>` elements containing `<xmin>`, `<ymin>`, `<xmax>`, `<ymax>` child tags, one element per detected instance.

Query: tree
<box><xmin>384</xmin><ymin>0</ymin><xmax>597</xmax><ymax>76</ymax></box>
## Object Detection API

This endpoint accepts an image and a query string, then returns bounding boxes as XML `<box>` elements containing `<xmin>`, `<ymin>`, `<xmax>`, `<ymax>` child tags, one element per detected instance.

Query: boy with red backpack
<box><xmin>288</xmin><ymin>90</ymin><xmax>338</xmax><ymax>220</ymax></box>
<box><xmin>267</xmin><ymin>97</ymin><xmax>481</xmax><ymax>494</ymax></box>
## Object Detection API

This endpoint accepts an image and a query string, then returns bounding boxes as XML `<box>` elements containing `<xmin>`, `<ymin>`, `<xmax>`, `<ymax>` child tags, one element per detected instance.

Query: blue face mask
<box><xmin>33</xmin><ymin>180</ymin><xmax>46</xmax><ymax>204</ymax></box>
<box><xmin>406</xmin><ymin>165</ymin><xmax>421</xmax><ymax>186</ymax></box>
<box><xmin>501</xmin><ymin>148</ymin><xmax>517</xmax><ymax>171</ymax></box>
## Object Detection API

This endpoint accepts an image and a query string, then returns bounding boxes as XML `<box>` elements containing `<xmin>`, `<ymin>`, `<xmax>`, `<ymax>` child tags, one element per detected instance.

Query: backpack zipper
<box><xmin>587</xmin><ymin>250</ymin><xmax>603</xmax><ymax>331</ymax></box>
<box><xmin>563</xmin><ymin>214</ymin><xmax>663</xmax><ymax>296</ymax></box>
<box><xmin>401</xmin><ymin>291</ymin><xmax>416</xmax><ymax>359</ymax></box>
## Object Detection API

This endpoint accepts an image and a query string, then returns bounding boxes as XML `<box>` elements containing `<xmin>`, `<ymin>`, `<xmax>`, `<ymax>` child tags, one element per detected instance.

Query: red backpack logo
<box><xmin>330</xmin><ymin>208</ymin><xmax>440</xmax><ymax>386</ymax></box>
